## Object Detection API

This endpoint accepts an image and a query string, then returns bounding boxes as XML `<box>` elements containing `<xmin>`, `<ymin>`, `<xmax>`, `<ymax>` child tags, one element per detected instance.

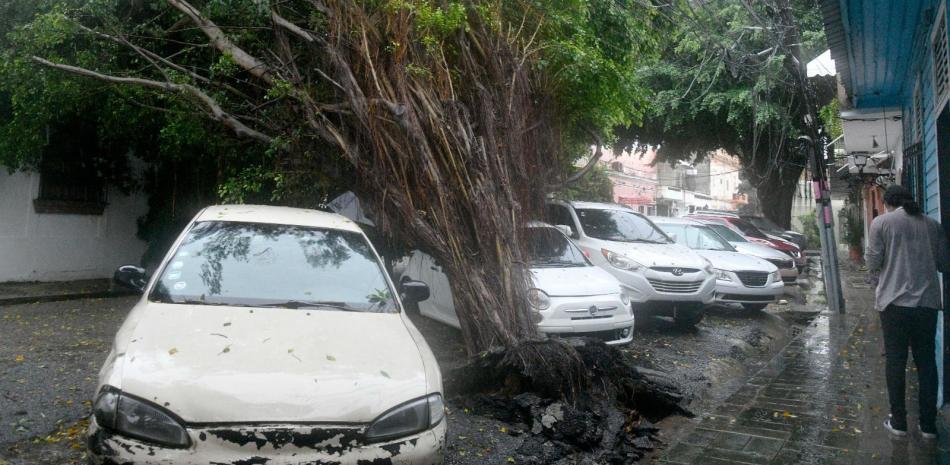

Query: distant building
<box><xmin>655</xmin><ymin>150</ymin><xmax>747</xmax><ymax>216</ymax></box>
<box><xmin>600</xmin><ymin>148</ymin><xmax>659</xmax><ymax>215</ymax></box>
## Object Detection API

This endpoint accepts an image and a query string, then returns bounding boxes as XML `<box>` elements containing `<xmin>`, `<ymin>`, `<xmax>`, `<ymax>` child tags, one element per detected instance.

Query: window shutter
<box><xmin>915</xmin><ymin>77</ymin><xmax>923</xmax><ymax>143</ymax></box>
<box><xmin>932</xmin><ymin>14</ymin><xmax>949</xmax><ymax>106</ymax></box>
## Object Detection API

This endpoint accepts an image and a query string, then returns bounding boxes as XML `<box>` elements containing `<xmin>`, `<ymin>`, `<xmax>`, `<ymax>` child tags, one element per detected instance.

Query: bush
<box><xmin>796</xmin><ymin>211</ymin><xmax>820</xmax><ymax>250</ymax></box>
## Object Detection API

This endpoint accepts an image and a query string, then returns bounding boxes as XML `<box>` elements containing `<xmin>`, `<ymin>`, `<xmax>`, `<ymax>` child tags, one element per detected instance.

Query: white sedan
<box><xmin>651</xmin><ymin>217</ymin><xmax>784</xmax><ymax>311</ymax></box>
<box><xmin>89</xmin><ymin>205</ymin><xmax>445</xmax><ymax>465</ymax></box>
<box><xmin>399</xmin><ymin>223</ymin><xmax>635</xmax><ymax>344</ymax></box>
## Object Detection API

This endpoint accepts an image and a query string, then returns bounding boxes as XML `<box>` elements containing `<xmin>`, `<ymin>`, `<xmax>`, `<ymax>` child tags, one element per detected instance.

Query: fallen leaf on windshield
<box><xmin>218</xmin><ymin>345</ymin><xmax>231</xmax><ymax>355</ymax></box>
<box><xmin>326</xmin><ymin>355</ymin><xmax>336</xmax><ymax>361</ymax></box>
<box><xmin>168</xmin><ymin>348</ymin><xmax>178</xmax><ymax>356</ymax></box>
<box><xmin>14</xmin><ymin>355</ymin><xmax>24</xmax><ymax>362</ymax></box>
<box><xmin>380</xmin><ymin>370</ymin><xmax>391</xmax><ymax>379</ymax></box>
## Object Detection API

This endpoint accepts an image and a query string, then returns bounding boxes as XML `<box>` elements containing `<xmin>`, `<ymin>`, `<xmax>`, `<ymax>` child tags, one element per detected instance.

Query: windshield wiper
<box><xmin>630</xmin><ymin>238</ymin><xmax>668</xmax><ymax>244</ymax></box>
<box><xmin>257</xmin><ymin>300</ymin><xmax>362</xmax><ymax>311</ymax></box>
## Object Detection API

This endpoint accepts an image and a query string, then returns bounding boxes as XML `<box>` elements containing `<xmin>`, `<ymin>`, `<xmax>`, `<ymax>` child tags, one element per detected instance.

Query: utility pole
<box><xmin>775</xmin><ymin>0</ymin><xmax>846</xmax><ymax>312</ymax></box>
<box><xmin>804</xmin><ymin>135</ymin><xmax>846</xmax><ymax>313</ymax></box>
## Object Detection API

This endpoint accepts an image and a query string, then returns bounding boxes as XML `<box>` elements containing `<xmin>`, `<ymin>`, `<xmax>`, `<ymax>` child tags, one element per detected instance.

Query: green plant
<box><xmin>796</xmin><ymin>211</ymin><xmax>820</xmax><ymax>250</ymax></box>
<box><xmin>840</xmin><ymin>205</ymin><xmax>864</xmax><ymax>249</ymax></box>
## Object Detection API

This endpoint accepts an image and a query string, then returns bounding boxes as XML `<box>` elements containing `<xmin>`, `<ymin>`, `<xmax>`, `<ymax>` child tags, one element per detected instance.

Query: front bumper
<box><xmin>713</xmin><ymin>277</ymin><xmax>785</xmax><ymax>304</ymax></box>
<box><xmin>608</xmin><ymin>268</ymin><xmax>716</xmax><ymax>306</ymax></box>
<box><xmin>87</xmin><ymin>416</ymin><xmax>446</xmax><ymax>465</ymax></box>
<box><xmin>536</xmin><ymin>294</ymin><xmax>635</xmax><ymax>345</ymax></box>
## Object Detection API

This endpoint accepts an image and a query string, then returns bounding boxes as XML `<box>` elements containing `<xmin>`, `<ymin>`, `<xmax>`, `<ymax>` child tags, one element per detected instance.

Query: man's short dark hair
<box><xmin>883</xmin><ymin>185</ymin><xmax>922</xmax><ymax>215</ymax></box>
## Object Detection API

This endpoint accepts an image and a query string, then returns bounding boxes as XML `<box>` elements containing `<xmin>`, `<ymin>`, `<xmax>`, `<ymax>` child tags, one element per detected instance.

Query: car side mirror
<box><xmin>667</xmin><ymin>233</ymin><xmax>677</xmax><ymax>241</ymax></box>
<box><xmin>400</xmin><ymin>280</ymin><xmax>430</xmax><ymax>303</ymax></box>
<box><xmin>114</xmin><ymin>265</ymin><xmax>148</xmax><ymax>293</ymax></box>
<box><xmin>555</xmin><ymin>224</ymin><xmax>576</xmax><ymax>238</ymax></box>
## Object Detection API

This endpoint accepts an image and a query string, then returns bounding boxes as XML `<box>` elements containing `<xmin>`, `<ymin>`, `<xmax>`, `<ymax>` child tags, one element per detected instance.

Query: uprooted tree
<box><xmin>16</xmin><ymin>0</ymin><xmax>659</xmax><ymax>394</ymax></box>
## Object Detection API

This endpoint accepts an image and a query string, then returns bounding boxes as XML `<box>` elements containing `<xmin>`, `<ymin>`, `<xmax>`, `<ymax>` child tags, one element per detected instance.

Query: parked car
<box><xmin>650</xmin><ymin>217</ymin><xmax>784</xmax><ymax>311</ymax></box>
<box><xmin>741</xmin><ymin>215</ymin><xmax>809</xmax><ymax>250</ymax></box>
<box><xmin>692</xmin><ymin>218</ymin><xmax>799</xmax><ymax>285</ymax></box>
<box><xmin>688</xmin><ymin>214</ymin><xmax>806</xmax><ymax>268</ymax></box>
<box><xmin>546</xmin><ymin>200</ymin><xmax>715</xmax><ymax>327</ymax></box>
<box><xmin>399</xmin><ymin>223</ymin><xmax>635</xmax><ymax>344</ymax></box>
<box><xmin>90</xmin><ymin>205</ymin><xmax>445</xmax><ymax>465</ymax></box>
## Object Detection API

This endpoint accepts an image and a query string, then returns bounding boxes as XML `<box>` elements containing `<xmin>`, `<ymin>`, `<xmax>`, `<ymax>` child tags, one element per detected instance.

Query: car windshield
<box><xmin>149</xmin><ymin>221</ymin><xmax>396</xmax><ymax>312</ymax></box>
<box><xmin>746</xmin><ymin>216</ymin><xmax>782</xmax><ymax>233</ymax></box>
<box><xmin>525</xmin><ymin>227</ymin><xmax>589</xmax><ymax>267</ymax></box>
<box><xmin>706</xmin><ymin>223</ymin><xmax>748</xmax><ymax>242</ymax></box>
<box><xmin>656</xmin><ymin>224</ymin><xmax>735</xmax><ymax>251</ymax></box>
<box><xmin>575</xmin><ymin>208</ymin><xmax>670</xmax><ymax>244</ymax></box>
<box><xmin>730</xmin><ymin>219</ymin><xmax>769</xmax><ymax>239</ymax></box>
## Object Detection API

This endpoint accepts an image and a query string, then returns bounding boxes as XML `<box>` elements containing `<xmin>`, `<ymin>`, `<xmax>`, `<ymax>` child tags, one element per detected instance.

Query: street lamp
<box><xmin>852</xmin><ymin>153</ymin><xmax>869</xmax><ymax>174</ymax></box>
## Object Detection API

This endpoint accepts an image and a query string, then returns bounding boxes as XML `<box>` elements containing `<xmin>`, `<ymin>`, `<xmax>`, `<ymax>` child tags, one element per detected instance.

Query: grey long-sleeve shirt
<box><xmin>865</xmin><ymin>208</ymin><xmax>950</xmax><ymax>311</ymax></box>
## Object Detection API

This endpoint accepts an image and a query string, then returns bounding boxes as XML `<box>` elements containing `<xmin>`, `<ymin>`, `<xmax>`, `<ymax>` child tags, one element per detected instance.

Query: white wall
<box><xmin>0</xmin><ymin>170</ymin><xmax>147</xmax><ymax>282</ymax></box>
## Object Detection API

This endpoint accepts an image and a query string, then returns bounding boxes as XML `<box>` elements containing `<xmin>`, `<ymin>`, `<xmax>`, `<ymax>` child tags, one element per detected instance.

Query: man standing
<box><xmin>866</xmin><ymin>185</ymin><xmax>950</xmax><ymax>439</ymax></box>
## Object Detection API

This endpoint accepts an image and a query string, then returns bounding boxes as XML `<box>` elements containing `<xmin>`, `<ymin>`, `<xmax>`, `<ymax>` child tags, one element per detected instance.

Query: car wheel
<box><xmin>673</xmin><ymin>308</ymin><xmax>704</xmax><ymax>328</ymax></box>
<box><xmin>742</xmin><ymin>303</ymin><xmax>769</xmax><ymax>312</ymax></box>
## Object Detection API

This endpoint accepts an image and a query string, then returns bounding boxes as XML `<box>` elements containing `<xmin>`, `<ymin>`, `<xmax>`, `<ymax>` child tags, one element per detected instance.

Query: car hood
<box><xmin>731</xmin><ymin>242</ymin><xmax>793</xmax><ymax>260</ymax></box>
<box><xmin>695</xmin><ymin>250</ymin><xmax>777</xmax><ymax>272</ymax></box>
<box><xmin>600</xmin><ymin>242</ymin><xmax>707</xmax><ymax>269</ymax></box>
<box><xmin>114</xmin><ymin>303</ymin><xmax>427</xmax><ymax>424</ymax></box>
<box><xmin>530</xmin><ymin>266</ymin><xmax>621</xmax><ymax>297</ymax></box>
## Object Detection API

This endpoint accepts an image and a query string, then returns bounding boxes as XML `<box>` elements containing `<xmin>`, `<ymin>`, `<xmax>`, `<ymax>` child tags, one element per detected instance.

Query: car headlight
<box><xmin>365</xmin><ymin>394</ymin><xmax>444</xmax><ymax>442</ymax></box>
<box><xmin>601</xmin><ymin>249</ymin><xmax>642</xmax><ymax>271</ymax></box>
<box><xmin>714</xmin><ymin>269</ymin><xmax>732</xmax><ymax>282</ymax></box>
<box><xmin>527</xmin><ymin>288</ymin><xmax>551</xmax><ymax>311</ymax></box>
<box><xmin>93</xmin><ymin>387</ymin><xmax>190</xmax><ymax>448</ymax></box>
<box><xmin>620</xmin><ymin>292</ymin><xmax>631</xmax><ymax>306</ymax></box>
<box><xmin>771</xmin><ymin>270</ymin><xmax>782</xmax><ymax>282</ymax></box>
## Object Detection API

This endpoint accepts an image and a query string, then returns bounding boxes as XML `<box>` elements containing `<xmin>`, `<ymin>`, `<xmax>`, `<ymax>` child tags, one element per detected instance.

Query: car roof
<box><xmin>195</xmin><ymin>205</ymin><xmax>364</xmax><ymax>232</ymax></box>
<box><xmin>648</xmin><ymin>216</ymin><xmax>703</xmax><ymax>226</ymax></box>
<box><xmin>550</xmin><ymin>200</ymin><xmax>635</xmax><ymax>212</ymax></box>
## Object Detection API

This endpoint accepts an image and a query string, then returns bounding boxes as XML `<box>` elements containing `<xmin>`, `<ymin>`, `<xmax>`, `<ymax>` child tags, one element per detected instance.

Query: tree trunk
<box><xmin>753</xmin><ymin>164</ymin><xmax>803</xmax><ymax>229</ymax></box>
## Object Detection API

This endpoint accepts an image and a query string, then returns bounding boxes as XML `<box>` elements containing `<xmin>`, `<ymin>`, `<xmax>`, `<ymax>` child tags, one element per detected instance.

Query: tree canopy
<box><xmin>615</xmin><ymin>0</ymin><xmax>835</xmax><ymax>227</ymax></box>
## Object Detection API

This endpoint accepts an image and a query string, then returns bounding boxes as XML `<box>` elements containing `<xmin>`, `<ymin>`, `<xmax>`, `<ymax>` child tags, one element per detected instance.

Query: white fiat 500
<box><xmin>89</xmin><ymin>206</ymin><xmax>445</xmax><ymax>465</ymax></box>
<box><xmin>399</xmin><ymin>223</ymin><xmax>635</xmax><ymax>344</ymax></box>
<box><xmin>651</xmin><ymin>217</ymin><xmax>784</xmax><ymax>311</ymax></box>
<box><xmin>546</xmin><ymin>201</ymin><xmax>715</xmax><ymax>327</ymax></box>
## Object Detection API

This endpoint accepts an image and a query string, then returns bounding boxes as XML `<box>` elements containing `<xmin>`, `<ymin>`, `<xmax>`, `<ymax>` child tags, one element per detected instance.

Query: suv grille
<box><xmin>647</xmin><ymin>279</ymin><xmax>703</xmax><ymax>293</ymax></box>
<box><xmin>650</xmin><ymin>267</ymin><xmax>701</xmax><ymax>275</ymax></box>
<box><xmin>735</xmin><ymin>271</ymin><xmax>769</xmax><ymax>287</ymax></box>
<box><xmin>767</xmin><ymin>258</ymin><xmax>794</xmax><ymax>269</ymax></box>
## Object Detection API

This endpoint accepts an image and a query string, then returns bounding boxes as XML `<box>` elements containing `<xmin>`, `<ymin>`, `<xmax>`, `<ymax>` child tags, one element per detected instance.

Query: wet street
<box><xmin>652</xmin><ymin>266</ymin><xmax>940</xmax><ymax>464</ymax></box>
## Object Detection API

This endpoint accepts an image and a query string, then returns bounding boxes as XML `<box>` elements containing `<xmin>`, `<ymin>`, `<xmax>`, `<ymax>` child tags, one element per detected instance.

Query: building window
<box><xmin>903</xmin><ymin>142</ymin><xmax>925</xmax><ymax>205</ymax></box>
<box><xmin>915</xmin><ymin>76</ymin><xmax>924</xmax><ymax>143</ymax></box>
<box><xmin>33</xmin><ymin>121</ymin><xmax>108</xmax><ymax>215</ymax></box>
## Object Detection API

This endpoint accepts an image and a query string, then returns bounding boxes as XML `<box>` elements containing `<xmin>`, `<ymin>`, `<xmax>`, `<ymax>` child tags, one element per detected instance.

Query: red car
<box><xmin>688</xmin><ymin>215</ymin><xmax>806</xmax><ymax>268</ymax></box>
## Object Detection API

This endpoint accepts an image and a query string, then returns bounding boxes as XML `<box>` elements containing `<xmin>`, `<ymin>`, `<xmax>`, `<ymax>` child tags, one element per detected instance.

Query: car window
<box><xmin>575</xmin><ymin>209</ymin><xmax>670</xmax><ymax>244</ymax></box>
<box><xmin>524</xmin><ymin>227</ymin><xmax>589</xmax><ymax>267</ymax></box>
<box><xmin>746</xmin><ymin>216</ymin><xmax>781</xmax><ymax>233</ymax></box>
<box><xmin>149</xmin><ymin>221</ymin><xmax>396</xmax><ymax>312</ymax></box>
<box><xmin>657</xmin><ymin>224</ymin><xmax>735</xmax><ymax>251</ymax></box>
<box><xmin>546</xmin><ymin>205</ymin><xmax>577</xmax><ymax>236</ymax></box>
<box><xmin>706</xmin><ymin>224</ymin><xmax>748</xmax><ymax>242</ymax></box>
<box><xmin>730</xmin><ymin>219</ymin><xmax>769</xmax><ymax>239</ymax></box>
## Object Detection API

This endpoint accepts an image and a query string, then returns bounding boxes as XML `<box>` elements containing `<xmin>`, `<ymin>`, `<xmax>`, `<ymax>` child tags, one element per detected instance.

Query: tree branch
<box><xmin>553</xmin><ymin>131</ymin><xmax>606</xmax><ymax>188</ymax></box>
<box><xmin>166</xmin><ymin>0</ymin><xmax>275</xmax><ymax>85</ymax></box>
<box><xmin>31</xmin><ymin>56</ymin><xmax>274</xmax><ymax>144</ymax></box>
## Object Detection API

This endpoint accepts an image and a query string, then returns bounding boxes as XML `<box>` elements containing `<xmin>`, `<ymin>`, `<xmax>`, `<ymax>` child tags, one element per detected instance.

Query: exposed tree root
<box><xmin>447</xmin><ymin>338</ymin><xmax>693</xmax><ymax>464</ymax></box>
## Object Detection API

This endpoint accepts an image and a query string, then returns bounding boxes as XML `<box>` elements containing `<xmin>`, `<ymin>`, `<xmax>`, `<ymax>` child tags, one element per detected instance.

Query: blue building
<box><xmin>820</xmin><ymin>0</ymin><xmax>949</xmax><ymax>228</ymax></box>
<box><xmin>819</xmin><ymin>0</ymin><xmax>950</xmax><ymax>399</ymax></box>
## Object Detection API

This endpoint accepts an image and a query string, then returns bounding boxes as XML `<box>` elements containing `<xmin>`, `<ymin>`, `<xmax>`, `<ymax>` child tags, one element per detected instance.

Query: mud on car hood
<box><xmin>695</xmin><ymin>250</ymin><xmax>777</xmax><ymax>273</ymax></box>
<box><xmin>114</xmin><ymin>303</ymin><xmax>428</xmax><ymax>424</ymax></box>
<box><xmin>530</xmin><ymin>266</ymin><xmax>621</xmax><ymax>297</ymax></box>
<box><xmin>603</xmin><ymin>242</ymin><xmax>708</xmax><ymax>270</ymax></box>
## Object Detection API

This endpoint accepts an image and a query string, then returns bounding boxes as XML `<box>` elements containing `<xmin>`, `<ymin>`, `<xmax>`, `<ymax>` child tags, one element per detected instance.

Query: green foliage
<box><xmin>819</xmin><ymin>99</ymin><xmax>842</xmax><ymax>140</ymax></box>
<box><xmin>796</xmin><ymin>211</ymin><xmax>820</xmax><ymax>249</ymax></box>
<box><xmin>556</xmin><ymin>164</ymin><xmax>614</xmax><ymax>203</ymax></box>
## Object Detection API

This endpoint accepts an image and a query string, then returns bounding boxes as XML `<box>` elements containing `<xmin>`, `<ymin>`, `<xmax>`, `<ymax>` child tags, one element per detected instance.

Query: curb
<box><xmin>0</xmin><ymin>289</ymin><xmax>136</xmax><ymax>307</ymax></box>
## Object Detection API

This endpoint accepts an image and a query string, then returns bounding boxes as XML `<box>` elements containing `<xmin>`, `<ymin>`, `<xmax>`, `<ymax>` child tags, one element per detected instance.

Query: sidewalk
<box><xmin>0</xmin><ymin>279</ymin><xmax>131</xmax><ymax>306</ymax></box>
<box><xmin>653</xmin><ymin>258</ymin><xmax>938</xmax><ymax>464</ymax></box>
